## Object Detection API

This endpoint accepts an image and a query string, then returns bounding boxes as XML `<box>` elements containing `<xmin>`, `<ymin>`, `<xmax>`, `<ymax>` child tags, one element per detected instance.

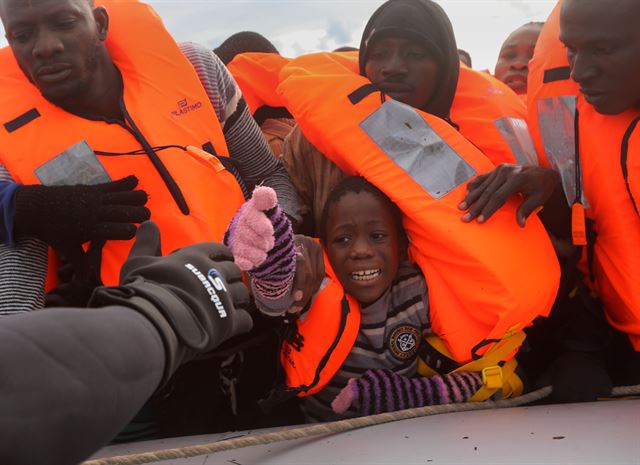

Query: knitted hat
<box><xmin>358</xmin><ymin>0</ymin><xmax>460</xmax><ymax>120</ymax></box>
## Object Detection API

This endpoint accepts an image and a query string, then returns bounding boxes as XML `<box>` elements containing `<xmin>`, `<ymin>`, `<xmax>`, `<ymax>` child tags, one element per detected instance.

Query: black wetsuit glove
<box><xmin>89</xmin><ymin>221</ymin><xmax>254</xmax><ymax>387</ymax></box>
<box><xmin>13</xmin><ymin>175</ymin><xmax>150</xmax><ymax>246</ymax></box>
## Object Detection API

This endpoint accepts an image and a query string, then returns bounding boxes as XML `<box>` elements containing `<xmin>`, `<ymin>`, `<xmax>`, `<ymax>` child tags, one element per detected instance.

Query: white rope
<box><xmin>83</xmin><ymin>384</ymin><xmax>640</xmax><ymax>465</ymax></box>
<box><xmin>83</xmin><ymin>386</ymin><xmax>552</xmax><ymax>465</ymax></box>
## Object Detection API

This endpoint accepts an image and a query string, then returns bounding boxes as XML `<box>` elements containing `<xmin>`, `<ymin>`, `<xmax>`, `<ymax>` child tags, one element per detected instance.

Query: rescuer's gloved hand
<box><xmin>224</xmin><ymin>186</ymin><xmax>296</xmax><ymax>316</ymax></box>
<box><xmin>331</xmin><ymin>369</ymin><xmax>483</xmax><ymax>416</ymax></box>
<box><xmin>550</xmin><ymin>350</ymin><xmax>613</xmax><ymax>403</ymax></box>
<box><xmin>14</xmin><ymin>176</ymin><xmax>150</xmax><ymax>246</ymax></box>
<box><xmin>89</xmin><ymin>221</ymin><xmax>253</xmax><ymax>386</ymax></box>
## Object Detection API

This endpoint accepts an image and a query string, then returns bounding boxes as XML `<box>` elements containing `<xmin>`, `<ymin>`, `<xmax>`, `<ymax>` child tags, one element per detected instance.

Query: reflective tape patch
<box><xmin>34</xmin><ymin>140</ymin><xmax>112</xmax><ymax>186</ymax></box>
<box><xmin>494</xmin><ymin>117</ymin><xmax>539</xmax><ymax>166</ymax></box>
<box><xmin>537</xmin><ymin>96</ymin><xmax>588</xmax><ymax>206</ymax></box>
<box><xmin>360</xmin><ymin>100</ymin><xmax>476</xmax><ymax>199</ymax></box>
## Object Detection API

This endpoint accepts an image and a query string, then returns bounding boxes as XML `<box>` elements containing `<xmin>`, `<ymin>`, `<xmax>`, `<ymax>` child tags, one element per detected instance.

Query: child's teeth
<box><xmin>351</xmin><ymin>269</ymin><xmax>381</xmax><ymax>281</ymax></box>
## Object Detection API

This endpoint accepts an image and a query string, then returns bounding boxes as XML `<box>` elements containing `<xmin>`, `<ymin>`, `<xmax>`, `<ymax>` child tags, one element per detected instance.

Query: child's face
<box><xmin>326</xmin><ymin>191</ymin><xmax>402</xmax><ymax>305</ymax></box>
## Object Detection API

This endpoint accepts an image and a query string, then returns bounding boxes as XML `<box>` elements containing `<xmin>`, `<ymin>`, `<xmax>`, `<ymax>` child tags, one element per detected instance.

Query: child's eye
<box><xmin>332</xmin><ymin>235</ymin><xmax>351</xmax><ymax>245</ymax></box>
<box><xmin>371</xmin><ymin>231</ymin><xmax>388</xmax><ymax>241</ymax></box>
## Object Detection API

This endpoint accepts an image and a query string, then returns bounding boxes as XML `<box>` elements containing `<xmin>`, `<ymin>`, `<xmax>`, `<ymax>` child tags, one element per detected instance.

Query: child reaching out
<box><xmin>225</xmin><ymin>177</ymin><xmax>482</xmax><ymax>422</ymax></box>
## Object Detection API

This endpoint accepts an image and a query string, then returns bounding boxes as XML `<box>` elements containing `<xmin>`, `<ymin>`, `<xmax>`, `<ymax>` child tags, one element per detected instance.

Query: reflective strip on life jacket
<box><xmin>493</xmin><ymin>117</ymin><xmax>539</xmax><ymax>166</ymax></box>
<box><xmin>536</xmin><ymin>95</ymin><xmax>589</xmax><ymax>209</ymax></box>
<box><xmin>360</xmin><ymin>99</ymin><xmax>476</xmax><ymax>199</ymax></box>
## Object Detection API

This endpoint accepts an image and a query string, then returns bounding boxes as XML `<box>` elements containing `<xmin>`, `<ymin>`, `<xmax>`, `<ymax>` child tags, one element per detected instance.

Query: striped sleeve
<box><xmin>0</xmin><ymin>164</ymin><xmax>47</xmax><ymax>316</ymax></box>
<box><xmin>179</xmin><ymin>42</ymin><xmax>300</xmax><ymax>221</ymax></box>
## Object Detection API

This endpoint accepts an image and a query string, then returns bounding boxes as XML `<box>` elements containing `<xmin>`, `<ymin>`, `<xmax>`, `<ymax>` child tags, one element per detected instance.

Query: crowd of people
<box><xmin>0</xmin><ymin>0</ymin><xmax>639</xmax><ymax>463</ymax></box>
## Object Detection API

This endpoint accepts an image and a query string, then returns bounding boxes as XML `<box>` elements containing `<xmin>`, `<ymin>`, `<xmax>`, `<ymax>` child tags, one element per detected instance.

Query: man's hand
<box><xmin>90</xmin><ymin>221</ymin><xmax>253</xmax><ymax>384</ymax></box>
<box><xmin>289</xmin><ymin>234</ymin><xmax>324</xmax><ymax>314</ymax></box>
<box><xmin>14</xmin><ymin>175</ymin><xmax>150</xmax><ymax>246</ymax></box>
<box><xmin>458</xmin><ymin>164</ymin><xmax>560</xmax><ymax>227</ymax></box>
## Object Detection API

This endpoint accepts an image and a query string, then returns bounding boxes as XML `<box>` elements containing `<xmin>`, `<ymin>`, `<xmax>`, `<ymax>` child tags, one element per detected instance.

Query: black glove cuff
<box><xmin>13</xmin><ymin>185</ymin><xmax>45</xmax><ymax>240</ymax></box>
<box><xmin>89</xmin><ymin>282</ymin><xmax>198</xmax><ymax>388</ymax></box>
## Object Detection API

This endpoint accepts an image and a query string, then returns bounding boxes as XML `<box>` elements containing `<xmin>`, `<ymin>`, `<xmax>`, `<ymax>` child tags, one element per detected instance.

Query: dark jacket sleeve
<box><xmin>0</xmin><ymin>306</ymin><xmax>165</xmax><ymax>465</ymax></box>
<box><xmin>0</xmin><ymin>177</ymin><xmax>19</xmax><ymax>246</ymax></box>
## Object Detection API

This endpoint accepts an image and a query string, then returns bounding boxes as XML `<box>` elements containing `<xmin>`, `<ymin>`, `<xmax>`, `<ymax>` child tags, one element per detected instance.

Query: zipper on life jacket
<box><xmin>118</xmin><ymin>96</ymin><xmax>190</xmax><ymax>215</ymax></box>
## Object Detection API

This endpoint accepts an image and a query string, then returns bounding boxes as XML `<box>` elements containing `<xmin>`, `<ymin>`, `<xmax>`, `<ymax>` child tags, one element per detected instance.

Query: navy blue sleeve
<box><xmin>0</xmin><ymin>181</ymin><xmax>19</xmax><ymax>245</ymax></box>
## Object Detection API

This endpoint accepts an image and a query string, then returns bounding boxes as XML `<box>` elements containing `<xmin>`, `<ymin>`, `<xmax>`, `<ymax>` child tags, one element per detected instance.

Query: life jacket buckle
<box><xmin>481</xmin><ymin>365</ymin><xmax>503</xmax><ymax>389</ymax></box>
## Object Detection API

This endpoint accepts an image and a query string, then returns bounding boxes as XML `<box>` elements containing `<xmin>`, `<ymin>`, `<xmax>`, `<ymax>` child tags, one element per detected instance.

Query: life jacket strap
<box><xmin>417</xmin><ymin>336</ymin><xmax>461</xmax><ymax>376</ymax></box>
<box><xmin>418</xmin><ymin>330</ymin><xmax>526</xmax><ymax>402</ymax></box>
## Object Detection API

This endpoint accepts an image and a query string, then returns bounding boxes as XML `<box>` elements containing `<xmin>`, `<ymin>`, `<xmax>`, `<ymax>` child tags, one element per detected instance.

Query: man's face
<box><xmin>494</xmin><ymin>24</ymin><xmax>541</xmax><ymax>95</ymax></box>
<box><xmin>1</xmin><ymin>0</ymin><xmax>107</xmax><ymax>104</ymax></box>
<box><xmin>560</xmin><ymin>0</ymin><xmax>640</xmax><ymax>115</ymax></box>
<box><xmin>365</xmin><ymin>36</ymin><xmax>439</xmax><ymax>110</ymax></box>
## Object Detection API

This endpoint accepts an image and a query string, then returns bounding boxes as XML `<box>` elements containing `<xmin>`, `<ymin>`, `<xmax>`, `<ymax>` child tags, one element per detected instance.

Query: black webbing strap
<box><xmin>543</xmin><ymin>66</ymin><xmax>571</xmax><ymax>83</ymax></box>
<box><xmin>4</xmin><ymin>108</ymin><xmax>41</xmax><ymax>133</ymax></box>
<box><xmin>348</xmin><ymin>84</ymin><xmax>377</xmax><ymax>105</ymax></box>
<box><xmin>418</xmin><ymin>338</ymin><xmax>461</xmax><ymax>374</ymax></box>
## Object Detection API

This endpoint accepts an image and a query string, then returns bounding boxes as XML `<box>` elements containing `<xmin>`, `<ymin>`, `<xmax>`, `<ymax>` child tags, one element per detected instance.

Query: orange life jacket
<box><xmin>228</xmin><ymin>52</ymin><xmax>538</xmax><ymax>167</ymax></box>
<box><xmin>527</xmin><ymin>0</ymin><xmax>577</xmax><ymax>168</ymax></box>
<box><xmin>527</xmin><ymin>0</ymin><xmax>640</xmax><ymax>350</ymax></box>
<box><xmin>227</xmin><ymin>53</ymin><xmax>292</xmax><ymax>116</ymax></box>
<box><xmin>283</xmin><ymin>254</ymin><xmax>525</xmax><ymax>400</ymax></box>
<box><xmin>276</xmin><ymin>52</ymin><xmax>560</xmax><ymax>363</ymax></box>
<box><xmin>453</xmin><ymin>63</ymin><xmax>538</xmax><ymax>166</ymax></box>
<box><xmin>281</xmin><ymin>254</ymin><xmax>360</xmax><ymax>397</ymax></box>
<box><xmin>0</xmin><ymin>0</ymin><xmax>245</xmax><ymax>288</ymax></box>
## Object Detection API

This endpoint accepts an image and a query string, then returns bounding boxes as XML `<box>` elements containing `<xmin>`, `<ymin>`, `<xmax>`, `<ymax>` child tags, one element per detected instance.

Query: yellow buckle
<box><xmin>482</xmin><ymin>365</ymin><xmax>503</xmax><ymax>389</ymax></box>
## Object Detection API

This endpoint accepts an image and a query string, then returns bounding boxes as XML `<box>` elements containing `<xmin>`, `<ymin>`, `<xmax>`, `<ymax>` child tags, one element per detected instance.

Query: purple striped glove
<box><xmin>224</xmin><ymin>186</ymin><xmax>296</xmax><ymax>316</ymax></box>
<box><xmin>332</xmin><ymin>369</ymin><xmax>483</xmax><ymax>416</ymax></box>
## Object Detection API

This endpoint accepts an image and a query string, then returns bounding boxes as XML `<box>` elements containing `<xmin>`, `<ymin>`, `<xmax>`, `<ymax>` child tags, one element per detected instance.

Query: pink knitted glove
<box><xmin>224</xmin><ymin>187</ymin><xmax>296</xmax><ymax>314</ymax></box>
<box><xmin>332</xmin><ymin>369</ymin><xmax>483</xmax><ymax>416</ymax></box>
